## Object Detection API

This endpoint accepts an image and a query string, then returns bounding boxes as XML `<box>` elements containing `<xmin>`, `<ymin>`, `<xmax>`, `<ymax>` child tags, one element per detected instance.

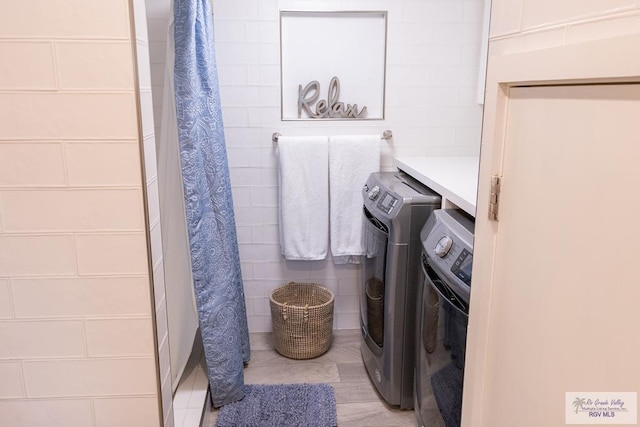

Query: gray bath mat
<box><xmin>215</xmin><ymin>383</ymin><xmax>337</xmax><ymax>427</ymax></box>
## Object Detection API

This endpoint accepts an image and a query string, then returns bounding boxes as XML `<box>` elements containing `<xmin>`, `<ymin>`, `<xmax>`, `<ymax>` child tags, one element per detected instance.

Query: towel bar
<box><xmin>272</xmin><ymin>130</ymin><xmax>393</xmax><ymax>145</ymax></box>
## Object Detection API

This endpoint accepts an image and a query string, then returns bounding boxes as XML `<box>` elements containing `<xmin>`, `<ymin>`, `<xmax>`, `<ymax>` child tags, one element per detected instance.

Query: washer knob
<box><xmin>435</xmin><ymin>236</ymin><xmax>453</xmax><ymax>258</ymax></box>
<box><xmin>368</xmin><ymin>185</ymin><xmax>380</xmax><ymax>200</ymax></box>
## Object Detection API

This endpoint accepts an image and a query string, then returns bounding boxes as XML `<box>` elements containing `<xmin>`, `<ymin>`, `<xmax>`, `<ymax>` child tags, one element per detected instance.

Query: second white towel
<box><xmin>329</xmin><ymin>135</ymin><xmax>381</xmax><ymax>264</ymax></box>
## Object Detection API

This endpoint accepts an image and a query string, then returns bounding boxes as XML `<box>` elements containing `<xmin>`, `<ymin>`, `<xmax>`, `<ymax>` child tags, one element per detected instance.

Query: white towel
<box><xmin>277</xmin><ymin>136</ymin><xmax>329</xmax><ymax>260</ymax></box>
<box><xmin>329</xmin><ymin>135</ymin><xmax>380</xmax><ymax>264</ymax></box>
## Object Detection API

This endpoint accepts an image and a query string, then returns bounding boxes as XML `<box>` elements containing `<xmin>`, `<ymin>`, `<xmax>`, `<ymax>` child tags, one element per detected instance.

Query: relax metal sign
<box><xmin>297</xmin><ymin>76</ymin><xmax>368</xmax><ymax>119</ymax></box>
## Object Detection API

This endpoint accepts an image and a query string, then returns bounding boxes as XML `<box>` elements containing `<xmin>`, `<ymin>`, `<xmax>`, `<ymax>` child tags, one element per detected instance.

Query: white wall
<box><xmin>146</xmin><ymin>0</ymin><xmax>485</xmax><ymax>332</ymax></box>
<box><xmin>131</xmin><ymin>0</ymin><xmax>174</xmax><ymax>425</ymax></box>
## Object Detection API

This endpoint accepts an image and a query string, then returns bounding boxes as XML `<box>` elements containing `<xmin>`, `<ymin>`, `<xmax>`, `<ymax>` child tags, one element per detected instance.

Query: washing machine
<box><xmin>360</xmin><ymin>171</ymin><xmax>441</xmax><ymax>409</ymax></box>
<box><xmin>415</xmin><ymin>209</ymin><xmax>475</xmax><ymax>427</ymax></box>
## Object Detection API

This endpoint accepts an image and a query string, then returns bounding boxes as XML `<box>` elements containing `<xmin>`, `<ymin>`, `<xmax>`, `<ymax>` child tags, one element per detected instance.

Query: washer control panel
<box><xmin>376</xmin><ymin>191</ymin><xmax>398</xmax><ymax>214</ymax></box>
<box><xmin>363</xmin><ymin>172</ymin><xmax>441</xmax><ymax>222</ymax></box>
<box><xmin>450</xmin><ymin>248</ymin><xmax>473</xmax><ymax>286</ymax></box>
<box><xmin>420</xmin><ymin>209</ymin><xmax>475</xmax><ymax>301</ymax></box>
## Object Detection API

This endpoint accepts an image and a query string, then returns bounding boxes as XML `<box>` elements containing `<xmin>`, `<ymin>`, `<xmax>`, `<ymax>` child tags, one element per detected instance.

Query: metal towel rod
<box><xmin>272</xmin><ymin>130</ymin><xmax>393</xmax><ymax>145</ymax></box>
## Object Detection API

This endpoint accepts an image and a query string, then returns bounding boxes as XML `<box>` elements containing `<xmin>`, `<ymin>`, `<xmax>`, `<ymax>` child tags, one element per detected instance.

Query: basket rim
<box><xmin>269</xmin><ymin>281</ymin><xmax>335</xmax><ymax>309</ymax></box>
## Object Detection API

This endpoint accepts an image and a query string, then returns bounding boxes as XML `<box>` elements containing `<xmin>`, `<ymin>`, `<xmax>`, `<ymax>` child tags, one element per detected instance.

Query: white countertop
<box><xmin>394</xmin><ymin>156</ymin><xmax>480</xmax><ymax>217</ymax></box>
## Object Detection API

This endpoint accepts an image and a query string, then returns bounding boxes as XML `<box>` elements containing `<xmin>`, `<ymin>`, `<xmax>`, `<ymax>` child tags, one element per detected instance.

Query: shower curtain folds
<box><xmin>173</xmin><ymin>0</ymin><xmax>250</xmax><ymax>407</ymax></box>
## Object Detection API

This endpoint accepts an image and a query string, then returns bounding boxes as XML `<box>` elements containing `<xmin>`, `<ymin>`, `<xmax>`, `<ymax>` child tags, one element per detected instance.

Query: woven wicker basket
<box><xmin>269</xmin><ymin>282</ymin><xmax>334</xmax><ymax>359</ymax></box>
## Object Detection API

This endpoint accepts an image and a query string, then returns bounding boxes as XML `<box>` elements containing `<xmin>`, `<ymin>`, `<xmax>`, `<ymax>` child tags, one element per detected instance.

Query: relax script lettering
<box><xmin>297</xmin><ymin>76</ymin><xmax>368</xmax><ymax>119</ymax></box>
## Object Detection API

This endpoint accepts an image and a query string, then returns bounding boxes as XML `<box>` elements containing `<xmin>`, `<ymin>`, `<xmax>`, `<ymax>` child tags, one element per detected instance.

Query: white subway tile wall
<box><xmin>85</xmin><ymin>318</ymin><xmax>155</xmax><ymax>357</ymax></box>
<box><xmin>65</xmin><ymin>143</ymin><xmax>144</xmax><ymax>187</ymax></box>
<box><xmin>0</xmin><ymin>0</ymin><xmax>165</xmax><ymax>426</ymax></box>
<box><xmin>0</xmin><ymin>93</ymin><xmax>139</xmax><ymax>140</ymax></box>
<box><xmin>0</xmin><ymin>362</ymin><xmax>26</xmax><ymax>399</ymax></box>
<box><xmin>22</xmin><ymin>358</ymin><xmax>157</xmax><ymax>397</ymax></box>
<box><xmin>0</xmin><ymin>400</ymin><xmax>94</xmax><ymax>427</ymax></box>
<box><xmin>0</xmin><ymin>42</ymin><xmax>57</xmax><ymax>90</ymax></box>
<box><xmin>0</xmin><ymin>280</ymin><xmax>12</xmax><ymax>319</ymax></box>
<box><xmin>135</xmin><ymin>17</ymin><xmax>170</xmax><ymax>424</ymax></box>
<box><xmin>55</xmin><ymin>41</ymin><xmax>136</xmax><ymax>90</ymax></box>
<box><xmin>10</xmin><ymin>277</ymin><xmax>152</xmax><ymax>318</ymax></box>
<box><xmin>0</xmin><ymin>143</ymin><xmax>67</xmax><ymax>187</ymax></box>
<box><xmin>133</xmin><ymin>0</ymin><xmax>174</xmax><ymax>424</ymax></box>
<box><xmin>0</xmin><ymin>320</ymin><xmax>86</xmax><ymax>359</ymax></box>
<box><xmin>94</xmin><ymin>397</ymin><xmax>161</xmax><ymax>427</ymax></box>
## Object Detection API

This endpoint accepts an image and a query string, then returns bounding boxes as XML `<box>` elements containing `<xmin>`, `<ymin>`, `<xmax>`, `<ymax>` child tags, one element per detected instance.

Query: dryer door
<box><xmin>361</xmin><ymin>206</ymin><xmax>388</xmax><ymax>350</ymax></box>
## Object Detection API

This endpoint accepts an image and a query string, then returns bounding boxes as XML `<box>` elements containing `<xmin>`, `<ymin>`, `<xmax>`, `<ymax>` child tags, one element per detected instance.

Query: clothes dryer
<box><xmin>361</xmin><ymin>172</ymin><xmax>441</xmax><ymax>409</ymax></box>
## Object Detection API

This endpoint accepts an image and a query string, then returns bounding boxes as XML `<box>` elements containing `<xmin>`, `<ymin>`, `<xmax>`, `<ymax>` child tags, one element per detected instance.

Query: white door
<box><xmin>463</xmin><ymin>12</ymin><xmax>640</xmax><ymax>427</ymax></box>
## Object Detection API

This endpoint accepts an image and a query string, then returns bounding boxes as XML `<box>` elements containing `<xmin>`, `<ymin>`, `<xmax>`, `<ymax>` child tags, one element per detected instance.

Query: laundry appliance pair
<box><xmin>360</xmin><ymin>172</ymin><xmax>474</xmax><ymax>427</ymax></box>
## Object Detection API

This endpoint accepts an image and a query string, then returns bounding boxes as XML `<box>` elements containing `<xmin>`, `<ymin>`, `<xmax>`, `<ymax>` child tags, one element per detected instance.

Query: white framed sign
<box><xmin>280</xmin><ymin>10</ymin><xmax>388</xmax><ymax>121</ymax></box>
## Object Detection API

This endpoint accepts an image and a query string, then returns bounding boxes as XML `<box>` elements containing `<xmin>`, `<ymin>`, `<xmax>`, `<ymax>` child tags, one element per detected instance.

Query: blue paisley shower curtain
<box><xmin>173</xmin><ymin>0</ymin><xmax>250</xmax><ymax>406</ymax></box>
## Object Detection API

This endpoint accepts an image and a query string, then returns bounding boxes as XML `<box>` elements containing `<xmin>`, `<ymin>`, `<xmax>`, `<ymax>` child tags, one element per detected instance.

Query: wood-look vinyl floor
<box><xmin>204</xmin><ymin>329</ymin><xmax>417</xmax><ymax>426</ymax></box>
